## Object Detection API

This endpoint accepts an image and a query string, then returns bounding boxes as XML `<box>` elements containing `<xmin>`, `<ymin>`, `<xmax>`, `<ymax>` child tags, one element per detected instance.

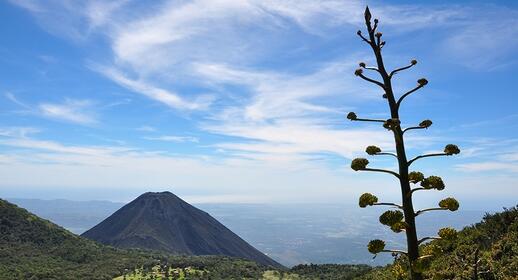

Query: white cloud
<box><xmin>0</xmin><ymin>137</ymin><xmax>131</xmax><ymax>157</ymax></box>
<box><xmin>85</xmin><ymin>0</ymin><xmax>129</xmax><ymax>30</ymax></box>
<box><xmin>5</xmin><ymin>92</ymin><xmax>30</xmax><ymax>109</ymax></box>
<box><xmin>144</xmin><ymin>135</ymin><xmax>199</xmax><ymax>143</ymax></box>
<box><xmin>5</xmin><ymin>93</ymin><xmax>98</xmax><ymax>126</ymax></box>
<box><xmin>92</xmin><ymin>65</ymin><xmax>213</xmax><ymax>111</ymax></box>
<box><xmin>136</xmin><ymin>126</ymin><xmax>156</xmax><ymax>132</ymax></box>
<box><xmin>206</xmin><ymin>119</ymin><xmax>391</xmax><ymax>160</ymax></box>
<box><xmin>38</xmin><ymin>99</ymin><xmax>97</xmax><ymax>125</ymax></box>
<box><xmin>456</xmin><ymin>162</ymin><xmax>518</xmax><ymax>173</ymax></box>
<box><xmin>0</xmin><ymin>133</ymin><xmax>370</xmax><ymax>202</ymax></box>
<box><xmin>500</xmin><ymin>152</ymin><xmax>518</xmax><ymax>162</ymax></box>
<box><xmin>194</xmin><ymin>62</ymin><xmax>373</xmax><ymax>121</ymax></box>
<box><xmin>442</xmin><ymin>7</ymin><xmax>518</xmax><ymax>70</ymax></box>
<box><xmin>0</xmin><ymin>127</ymin><xmax>40</xmax><ymax>138</ymax></box>
<box><xmin>8</xmin><ymin>0</ymin><xmax>43</xmax><ymax>13</ymax></box>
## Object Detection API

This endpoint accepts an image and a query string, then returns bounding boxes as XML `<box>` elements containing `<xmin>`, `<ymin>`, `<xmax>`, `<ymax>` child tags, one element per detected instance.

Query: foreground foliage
<box><xmin>2</xmin><ymin>197</ymin><xmax>517</xmax><ymax>279</ymax></box>
<box><xmin>115</xmin><ymin>264</ymin><xmax>374</xmax><ymax>280</ymax></box>
<box><xmin>356</xmin><ymin>206</ymin><xmax>518</xmax><ymax>280</ymax></box>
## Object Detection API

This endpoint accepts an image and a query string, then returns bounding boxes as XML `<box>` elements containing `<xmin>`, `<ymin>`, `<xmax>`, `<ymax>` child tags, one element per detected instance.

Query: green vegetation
<box><xmin>2</xmin><ymin>196</ymin><xmax>517</xmax><ymax>279</ymax></box>
<box><xmin>115</xmin><ymin>264</ymin><xmax>374</xmax><ymax>280</ymax></box>
<box><xmin>290</xmin><ymin>264</ymin><xmax>373</xmax><ymax>279</ymax></box>
<box><xmin>112</xmin><ymin>266</ymin><xmax>209</xmax><ymax>280</ymax></box>
<box><xmin>348</xmin><ymin>7</ymin><xmax>461</xmax><ymax>280</ymax></box>
<box><xmin>356</xmin><ymin>206</ymin><xmax>518</xmax><ymax>279</ymax></box>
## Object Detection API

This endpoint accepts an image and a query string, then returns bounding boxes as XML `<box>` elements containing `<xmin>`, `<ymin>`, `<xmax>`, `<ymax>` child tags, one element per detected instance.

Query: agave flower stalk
<box><xmin>347</xmin><ymin>7</ymin><xmax>461</xmax><ymax>280</ymax></box>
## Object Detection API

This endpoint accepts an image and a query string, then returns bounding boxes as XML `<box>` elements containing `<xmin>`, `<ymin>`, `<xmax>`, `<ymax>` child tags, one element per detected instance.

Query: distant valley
<box><xmin>9</xmin><ymin>197</ymin><xmax>486</xmax><ymax>267</ymax></box>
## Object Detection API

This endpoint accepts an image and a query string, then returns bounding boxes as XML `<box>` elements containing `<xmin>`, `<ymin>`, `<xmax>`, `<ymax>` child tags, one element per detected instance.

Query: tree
<box><xmin>348</xmin><ymin>7</ymin><xmax>461</xmax><ymax>280</ymax></box>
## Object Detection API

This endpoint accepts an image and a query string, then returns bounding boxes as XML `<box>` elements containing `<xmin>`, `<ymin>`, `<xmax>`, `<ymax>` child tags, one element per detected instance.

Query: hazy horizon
<box><xmin>2</xmin><ymin>188</ymin><xmax>515</xmax><ymax>213</ymax></box>
<box><xmin>4</xmin><ymin>197</ymin><xmax>490</xmax><ymax>266</ymax></box>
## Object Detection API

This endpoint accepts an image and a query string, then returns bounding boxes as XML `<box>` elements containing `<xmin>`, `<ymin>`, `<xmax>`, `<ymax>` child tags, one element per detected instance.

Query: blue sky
<box><xmin>0</xmin><ymin>0</ymin><xmax>517</xmax><ymax>208</ymax></box>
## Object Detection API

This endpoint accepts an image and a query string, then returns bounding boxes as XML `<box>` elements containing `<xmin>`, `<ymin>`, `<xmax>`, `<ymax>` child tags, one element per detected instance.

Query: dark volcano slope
<box><xmin>82</xmin><ymin>191</ymin><xmax>281</xmax><ymax>268</ymax></box>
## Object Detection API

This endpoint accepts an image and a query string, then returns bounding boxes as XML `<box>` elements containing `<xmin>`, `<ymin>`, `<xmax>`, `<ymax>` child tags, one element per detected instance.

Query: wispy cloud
<box><xmin>92</xmin><ymin>65</ymin><xmax>213</xmax><ymax>111</ymax></box>
<box><xmin>194</xmin><ymin>62</ymin><xmax>372</xmax><ymax>121</ymax></box>
<box><xmin>0</xmin><ymin>132</ymin><xmax>369</xmax><ymax>202</ymax></box>
<box><xmin>456</xmin><ymin>162</ymin><xmax>518</xmax><ymax>173</ymax></box>
<box><xmin>441</xmin><ymin>6</ymin><xmax>518</xmax><ymax>70</ymax></box>
<box><xmin>136</xmin><ymin>126</ymin><xmax>156</xmax><ymax>132</ymax></box>
<box><xmin>0</xmin><ymin>127</ymin><xmax>40</xmax><ymax>138</ymax></box>
<box><xmin>85</xmin><ymin>0</ymin><xmax>129</xmax><ymax>30</ymax></box>
<box><xmin>5</xmin><ymin>92</ymin><xmax>31</xmax><ymax>109</ymax></box>
<box><xmin>8</xmin><ymin>0</ymin><xmax>43</xmax><ymax>13</ymax></box>
<box><xmin>5</xmin><ymin>93</ymin><xmax>98</xmax><ymax>126</ymax></box>
<box><xmin>38</xmin><ymin>99</ymin><xmax>97</xmax><ymax>125</ymax></box>
<box><xmin>144</xmin><ymin>135</ymin><xmax>199</xmax><ymax>143</ymax></box>
<box><xmin>455</xmin><ymin>138</ymin><xmax>518</xmax><ymax>173</ymax></box>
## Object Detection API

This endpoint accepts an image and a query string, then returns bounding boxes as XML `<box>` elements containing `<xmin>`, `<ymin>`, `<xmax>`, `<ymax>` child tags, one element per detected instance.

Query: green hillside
<box><xmin>2</xmin><ymin>197</ymin><xmax>517</xmax><ymax>280</ymax></box>
<box><xmin>0</xmin><ymin>198</ymin><xmax>378</xmax><ymax>280</ymax></box>
<box><xmin>0</xmin><ymin>199</ymin><xmax>273</xmax><ymax>279</ymax></box>
<box><xmin>356</xmin><ymin>206</ymin><xmax>518</xmax><ymax>280</ymax></box>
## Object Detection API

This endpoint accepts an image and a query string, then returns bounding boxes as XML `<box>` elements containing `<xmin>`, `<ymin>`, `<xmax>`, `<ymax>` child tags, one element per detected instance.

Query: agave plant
<box><xmin>348</xmin><ymin>7</ymin><xmax>461</xmax><ymax>280</ymax></box>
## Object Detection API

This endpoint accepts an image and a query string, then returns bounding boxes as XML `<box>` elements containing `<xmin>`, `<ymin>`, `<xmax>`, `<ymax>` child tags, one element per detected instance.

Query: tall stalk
<box><xmin>349</xmin><ymin>7</ymin><xmax>461</xmax><ymax>279</ymax></box>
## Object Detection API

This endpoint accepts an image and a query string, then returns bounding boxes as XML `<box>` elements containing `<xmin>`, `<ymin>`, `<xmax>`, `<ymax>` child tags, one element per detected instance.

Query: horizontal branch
<box><xmin>389</xmin><ymin>62</ymin><xmax>416</xmax><ymax>78</ymax></box>
<box><xmin>403</xmin><ymin>126</ymin><xmax>426</xmax><ymax>134</ymax></box>
<box><xmin>373</xmin><ymin>152</ymin><xmax>398</xmax><ymax>159</ymax></box>
<box><xmin>364</xmin><ymin>66</ymin><xmax>380</xmax><ymax>73</ymax></box>
<box><xmin>362</xmin><ymin>168</ymin><xmax>400</xmax><ymax>179</ymax></box>
<box><xmin>357</xmin><ymin>73</ymin><xmax>385</xmax><ymax>89</ymax></box>
<box><xmin>381</xmin><ymin>249</ymin><xmax>407</xmax><ymax>256</ymax></box>
<box><xmin>354</xmin><ymin>118</ymin><xmax>386</xmax><ymax>123</ymax></box>
<box><xmin>396</xmin><ymin>84</ymin><xmax>424</xmax><ymax>110</ymax></box>
<box><xmin>372</xmin><ymin>202</ymin><xmax>403</xmax><ymax>209</ymax></box>
<box><xmin>415</xmin><ymin>207</ymin><xmax>448</xmax><ymax>216</ymax></box>
<box><xmin>408</xmin><ymin>153</ymin><xmax>449</xmax><ymax>166</ymax></box>
<box><xmin>418</xmin><ymin>236</ymin><xmax>440</xmax><ymax>245</ymax></box>
<box><xmin>408</xmin><ymin>187</ymin><xmax>426</xmax><ymax>198</ymax></box>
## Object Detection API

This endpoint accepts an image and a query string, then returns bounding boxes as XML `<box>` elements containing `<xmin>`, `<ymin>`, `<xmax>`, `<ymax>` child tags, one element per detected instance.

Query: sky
<box><xmin>0</xmin><ymin>0</ymin><xmax>517</xmax><ymax>209</ymax></box>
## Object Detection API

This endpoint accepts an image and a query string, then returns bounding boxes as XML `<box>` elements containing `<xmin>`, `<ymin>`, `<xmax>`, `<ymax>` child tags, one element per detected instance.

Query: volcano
<box><xmin>81</xmin><ymin>191</ymin><xmax>281</xmax><ymax>267</ymax></box>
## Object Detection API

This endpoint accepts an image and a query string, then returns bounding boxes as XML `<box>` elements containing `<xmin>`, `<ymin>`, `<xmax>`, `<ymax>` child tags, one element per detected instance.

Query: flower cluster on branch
<box><xmin>439</xmin><ymin>197</ymin><xmax>459</xmax><ymax>211</ymax></box>
<box><xmin>359</xmin><ymin>193</ymin><xmax>378</xmax><ymax>208</ymax></box>
<box><xmin>379</xmin><ymin>210</ymin><xmax>404</xmax><ymax>227</ymax></box>
<box><xmin>408</xmin><ymin>171</ymin><xmax>424</xmax><ymax>184</ymax></box>
<box><xmin>365</xmin><ymin>145</ymin><xmax>382</xmax><ymax>155</ymax></box>
<box><xmin>419</xmin><ymin>120</ymin><xmax>432</xmax><ymax>128</ymax></box>
<box><xmin>444</xmin><ymin>144</ymin><xmax>460</xmax><ymax>155</ymax></box>
<box><xmin>351</xmin><ymin>158</ymin><xmax>369</xmax><ymax>171</ymax></box>
<box><xmin>421</xmin><ymin>176</ymin><xmax>445</xmax><ymax>190</ymax></box>
<box><xmin>368</xmin><ymin>239</ymin><xmax>385</xmax><ymax>254</ymax></box>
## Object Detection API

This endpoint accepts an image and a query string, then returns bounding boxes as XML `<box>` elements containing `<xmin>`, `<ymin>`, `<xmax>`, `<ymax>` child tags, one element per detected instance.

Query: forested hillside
<box><xmin>0</xmin><ymin>199</ymin><xmax>273</xmax><ymax>279</ymax></box>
